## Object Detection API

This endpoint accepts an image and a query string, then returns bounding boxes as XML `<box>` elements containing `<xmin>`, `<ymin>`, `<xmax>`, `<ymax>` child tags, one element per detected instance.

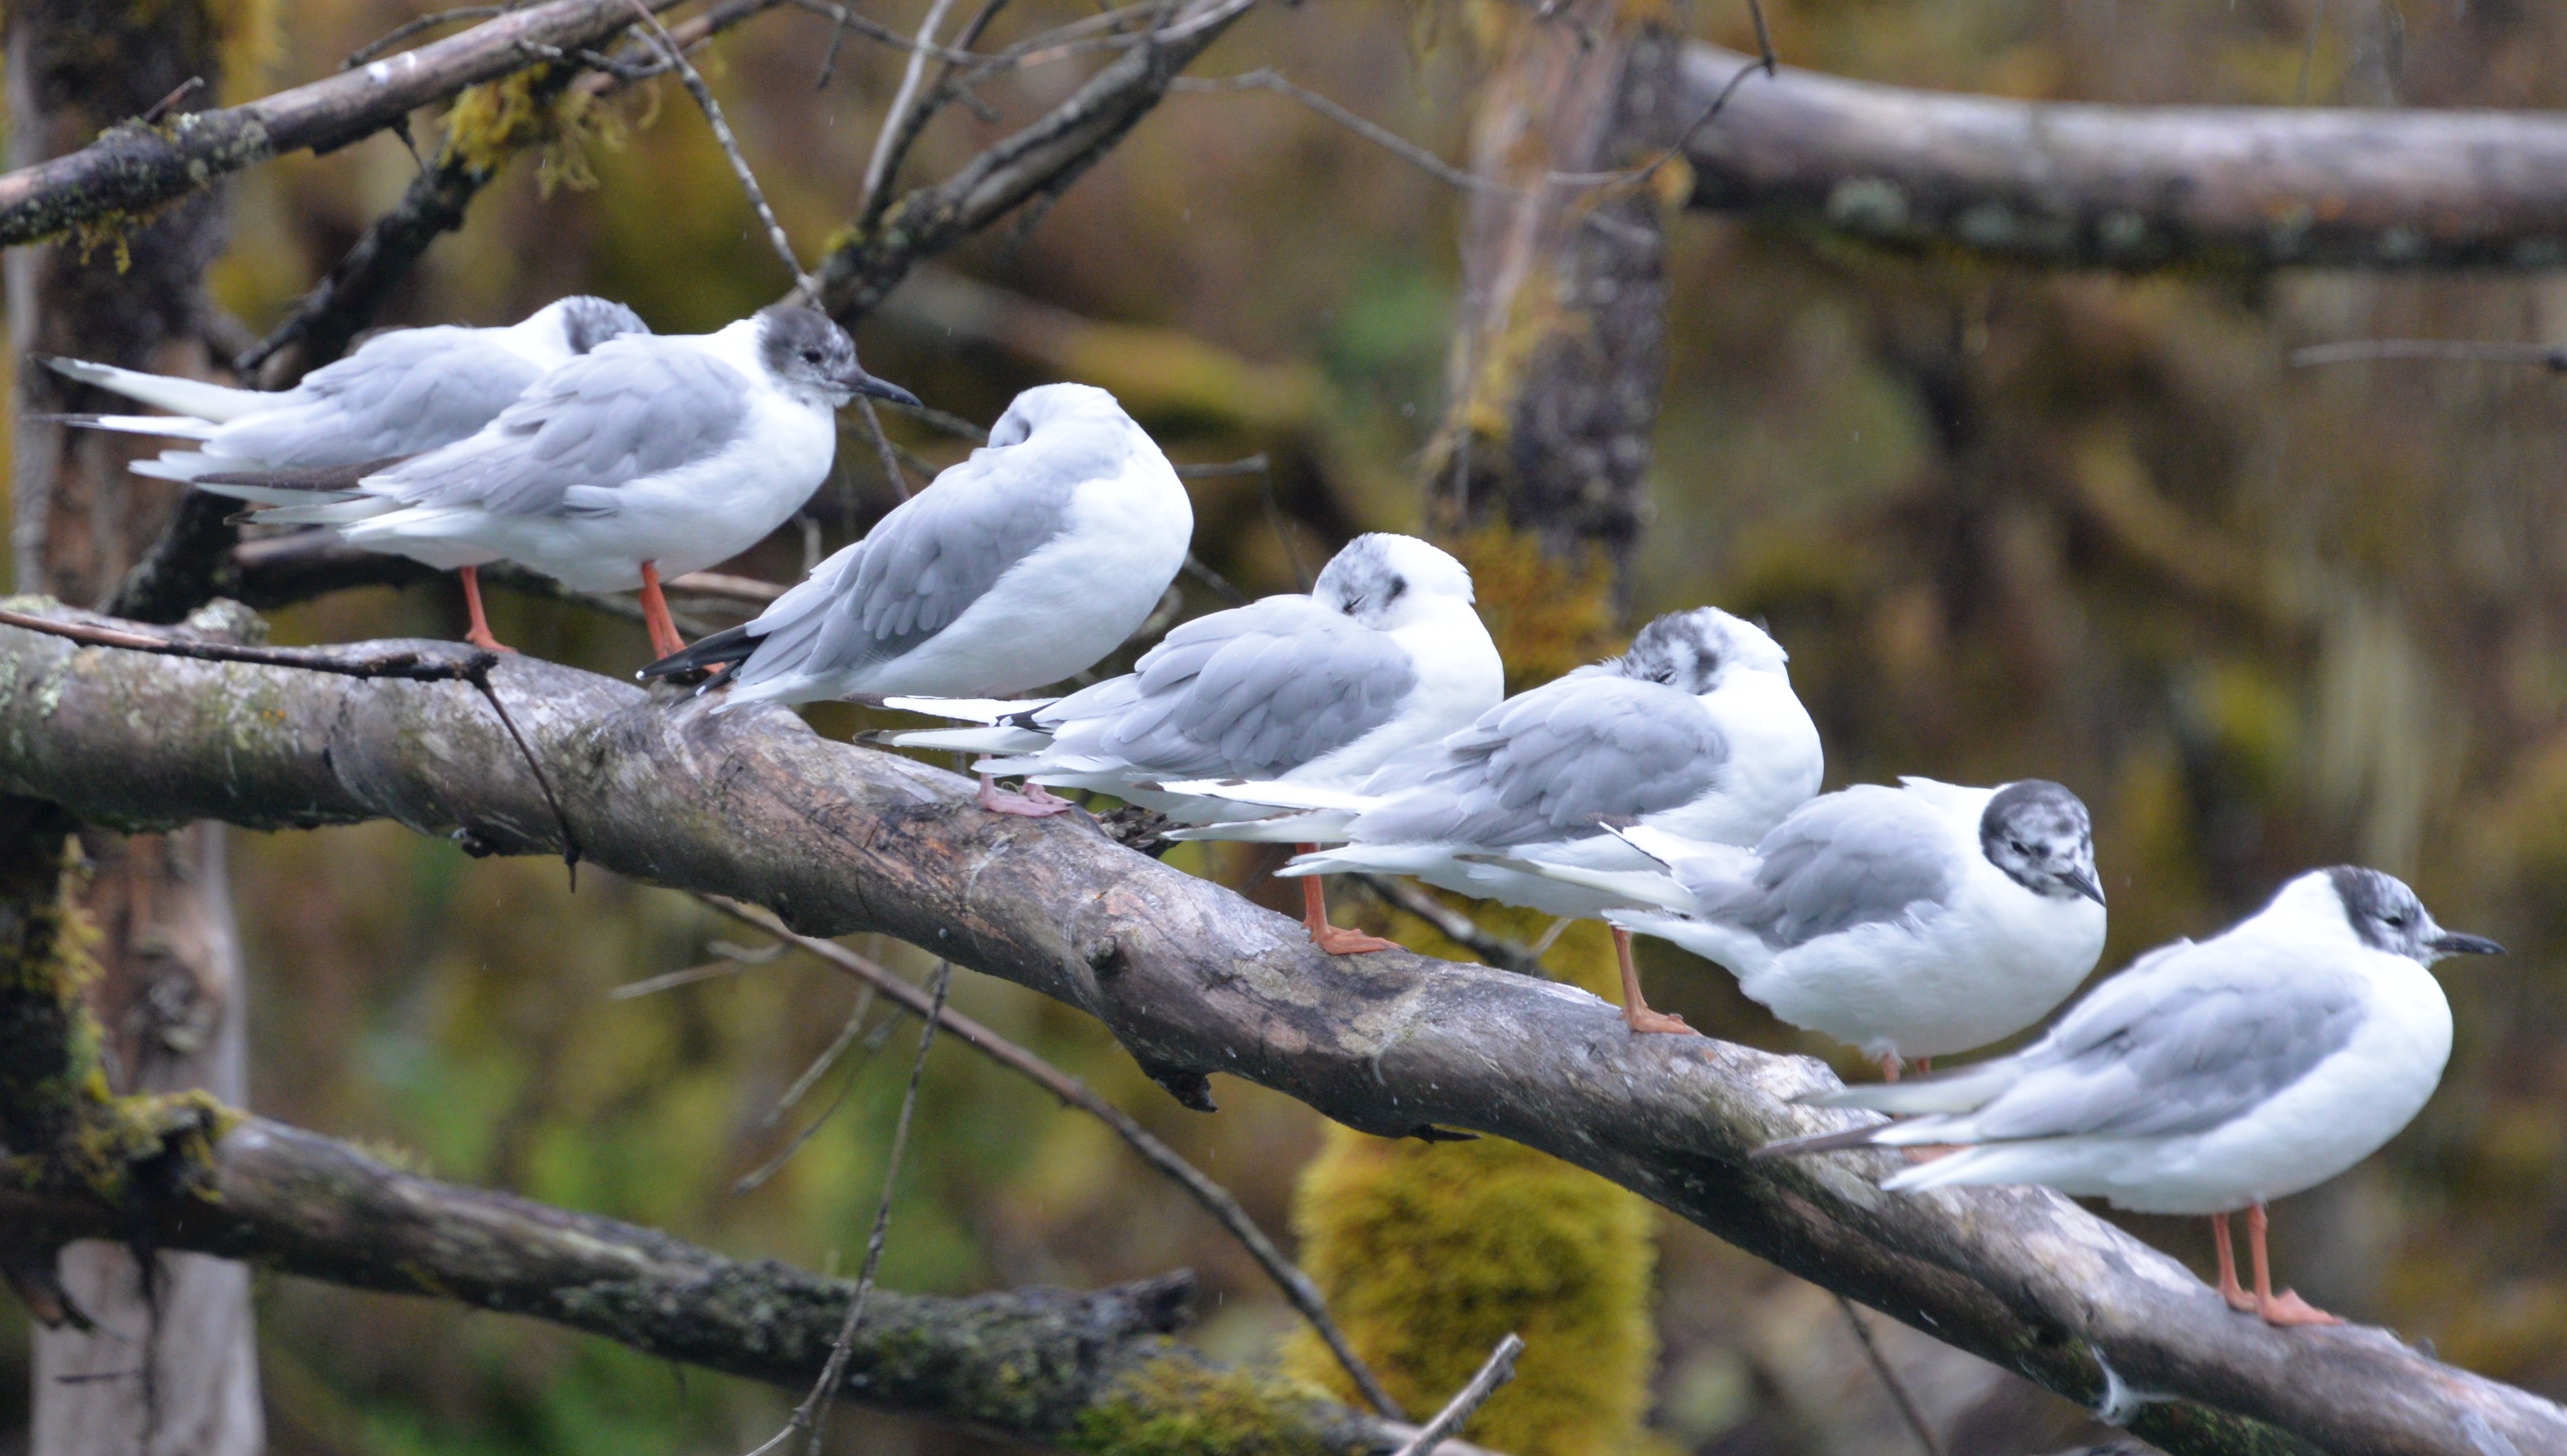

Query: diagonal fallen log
<box><xmin>1</xmin><ymin>601</ymin><xmax>2561</xmax><ymax>1456</ymax></box>
<box><xmin>1677</xmin><ymin>42</ymin><xmax>2567</xmax><ymax>270</ymax></box>
<box><xmin>0</xmin><ymin>1115</ymin><xmax>1446</xmax><ymax>1454</ymax></box>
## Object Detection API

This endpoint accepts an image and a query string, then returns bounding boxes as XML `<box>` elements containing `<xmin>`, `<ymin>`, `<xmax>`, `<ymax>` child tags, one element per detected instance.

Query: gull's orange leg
<box><xmin>977</xmin><ymin>773</ymin><xmax>1076</xmax><ymax>817</ymax></box>
<box><xmin>459</xmin><ymin>566</ymin><xmax>510</xmax><ymax>653</ymax></box>
<box><xmin>1617</xmin><ymin>925</ymin><xmax>1692</xmax><ymax>1034</ymax></box>
<box><xmin>638</xmin><ymin>561</ymin><xmax>688</xmax><ymax>660</ymax></box>
<box><xmin>2247</xmin><ymin>1203</ymin><xmax>2342</xmax><ymax>1326</ymax></box>
<box><xmin>2211</xmin><ymin>1213</ymin><xmax>2253</xmax><ymax>1312</ymax></box>
<box><xmin>1297</xmin><ymin>849</ymin><xmax>1393</xmax><ymax>954</ymax></box>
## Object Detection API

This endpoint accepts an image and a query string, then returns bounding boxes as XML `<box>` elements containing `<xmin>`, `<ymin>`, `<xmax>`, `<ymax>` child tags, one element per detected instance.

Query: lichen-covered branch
<box><xmin>1678</xmin><ymin>43</ymin><xmax>2567</xmax><ymax>269</ymax></box>
<box><xmin>0</xmin><ymin>0</ymin><xmax>686</xmax><ymax>250</ymax></box>
<box><xmin>812</xmin><ymin>0</ymin><xmax>1255</xmax><ymax>324</ymax></box>
<box><xmin>0</xmin><ymin>1115</ymin><xmax>1436</xmax><ymax>1455</ymax></box>
<box><xmin>2</xmin><ymin>601</ymin><xmax>2563</xmax><ymax>1456</ymax></box>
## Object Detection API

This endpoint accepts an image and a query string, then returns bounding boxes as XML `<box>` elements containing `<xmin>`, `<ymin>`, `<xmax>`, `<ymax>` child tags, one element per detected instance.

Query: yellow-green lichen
<box><xmin>440</xmin><ymin>66</ymin><xmax>624</xmax><ymax>194</ymax></box>
<box><xmin>1069</xmin><ymin>1357</ymin><xmax>1351</xmax><ymax>1456</ymax></box>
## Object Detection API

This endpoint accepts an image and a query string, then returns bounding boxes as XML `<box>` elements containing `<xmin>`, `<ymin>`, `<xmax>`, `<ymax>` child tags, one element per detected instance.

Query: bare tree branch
<box><xmin>1390</xmin><ymin>1334</ymin><xmax>1521</xmax><ymax>1456</ymax></box>
<box><xmin>0</xmin><ymin>0</ymin><xmax>692</xmax><ymax>250</ymax></box>
<box><xmin>0</xmin><ymin>1115</ymin><xmax>1454</xmax><ymax>1453</ymax></box>
<box><xmin>1677</xmin><ymin>41</ymin><xmax>2567</xmax><ymax>269</ymax></box>
<box><xmin>3</xmin><ymin>603</ymin><xmax>2561</xmax><ymax>1455</ymax></box>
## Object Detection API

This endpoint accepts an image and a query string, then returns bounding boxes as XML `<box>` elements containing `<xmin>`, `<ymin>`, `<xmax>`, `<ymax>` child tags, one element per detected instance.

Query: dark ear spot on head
<box><xmin>1384</xmin><ymin>576</ymin><xmax>1406</xmax><ymax>603</ymax></box>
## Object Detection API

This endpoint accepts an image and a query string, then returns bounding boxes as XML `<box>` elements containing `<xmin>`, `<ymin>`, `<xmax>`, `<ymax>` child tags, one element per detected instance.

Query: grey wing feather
<box><xmin>215</xmin><ymin>328</ymin><xmax>548</xmax><ymax>466</ymax></box>
<box><xmin>1695</xmin><ymin>785</ymin><xmax>1958</xmax><ymax>946</ymax></box>
<box><xmin>1960</xmin><ymin>940</ymin><xmax>2366</xmax><ymax>1141</ymax></box>
<box><xmin>363</xmin><ymin>341</ymin><xmax>749</xmax><ymax>517</ymax></box>
<box><xmin>1052</xmin><ymin>596</ymin><xmax>1415</xmax><ymax>777</ymax></box>
<box><xmin>733</xmin><ymin>441</ymin><xmax>1085</xmax><ymax>684</ymax></box>
<box><xmin>1349</xmin><ymin>676</ymin><xmax>1723</xmax><ymax>848</ymax></box>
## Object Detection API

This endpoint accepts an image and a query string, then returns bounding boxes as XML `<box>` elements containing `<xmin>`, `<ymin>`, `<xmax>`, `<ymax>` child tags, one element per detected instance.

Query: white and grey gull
<box><xmin>1167</xmin><ymin>607</ymin><xmax>1822</xmax><ymax>1025</ymax></box>
<box><xmin>878</xmin><ymin>533</ymin><xmax>1503</xmax><ymax>948</ymax></box>
<box><xmin>1512</xmin><ymin>777</ymin><xmax>2105</xmax><ymax>1078</ymax></box>
<box><xmin>1759</xmin><ymin>865</ymin><xmax>2500</xmax><ymax>1326</ymax></box>
<box><xmin>639</xmin><ymin>382</ymin><xmax>1195</xmax><ymax>814</ymax></box>
<box><xmin>191</xmin><ymin>305</ymin><xmax>916</xmax><ymax>658</ymax></box>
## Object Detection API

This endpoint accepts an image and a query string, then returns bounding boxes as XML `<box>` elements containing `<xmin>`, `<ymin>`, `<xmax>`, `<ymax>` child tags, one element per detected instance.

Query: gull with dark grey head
<box><xmin>38</xmin><ymin>294</ymin><xmax>649</xmax><ymax>487</ymax></box>
<box><xmin>1512</xmin><ymin>777</ymin><xmax>2105</xmax><ymax>1078</ymax></box>
<box><xmin>191</xmin><ymin>305</ymin><xmax>917</xmax><ymax>658</ymax></box>
<box><xmin>876</xmin><ymin>534</ymin><xmax>1503</xmax><ymax>947</ymax></box>
<box><xmin>639</xmin><ymin>383</ymin><xmax>1195</xmax><ymax>814</ymax></box>
<box><xmin>1757</xmin><ymin>865</ymin><xmax>2500</xmax><ymax>1327</ymax></box>
<box><xmin>1167</xmin><ymin>607</ymin><xmax>1822</xmax><ymax>1028</ymax></box>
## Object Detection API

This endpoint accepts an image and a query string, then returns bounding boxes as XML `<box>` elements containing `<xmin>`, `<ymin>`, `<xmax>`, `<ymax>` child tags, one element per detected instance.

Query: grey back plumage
<box><xmin>1691</xmin><ymin>784</ymin><xmax>1958</xmax><ymax>946</ymax></box>
<box><xmin>1952</xmin><ymin>935</ymin><xmax>2365</xmax><ymax>1142</ymax></box>
<box><xmin>1347</xmin><ymin>673</ymin><xmax>1725</xmax><ymax>848</ymax></box>
<box><xmin>219</xmin><ymin>327</ymin><xmax>553</xmax><ymax>467</ymax></box>
<box><xmin>722</xmin><ymin>406</ymin><xmax>1133</xmax><ymax>688</ymax></box>
<box><xmin>367</xmin><ymin>339</ymin><xmax>752</xmax><ymax>517</ymax></box>
<box><xmin>1045</xmin><ymin>595</ymin><xmax>1417</xmax><ymax>777</ymax></box>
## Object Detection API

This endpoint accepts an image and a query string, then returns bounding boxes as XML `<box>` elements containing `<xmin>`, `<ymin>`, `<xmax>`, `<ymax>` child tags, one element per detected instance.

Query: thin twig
<box><xmin>345</xmin><ymin>5</ymin><xmax>515</xmax><ymax>67</ymax></box>
<box><xmin>2291</xmin><ymin>339</ymin><xmax>2567</xmax><ymax>370</ymax></box>
<box><xmin>1180</xmin><ymin>551</ymin><xmax>1248</xmax><ymax>605</ymax></box>
<box><xmin>1349</xmin><ymin>875</ymin><xmax>1544</xmax><ymax>976</ymax></box>
<box><xmin>0</xmin><ymin>607</ymin><xmax>579</xmax><ymax>878</ymax></box>
<box><xmin>855</xmin><ymin>396</ymin><xmax>912</xmax><ymax>500</ymax></box>
<box><xmin>765</xmin><ymin>989</ymin><xmax>882</xmax><ymax>1128</ymax></box>
<box><xmin>1174</xmin><ymin>453</ymin><xmax>1270</xmax><ymax>478</ymax></box>
<box><xmin>139</xmin><ymin>77</ymin><xmax>207</xmax><ymax>126</ymax></box>
<box><xmin>607</xmin><ymin>958</ymin><xmax>755</xmax><ymax>999</ymax></box>
<box><xmin>732</xmin><ymin>991</ymin><xmax>903</xmax><ymax>1195</ymax></box>
<box><xmin>623</xmin><ymin>0</ymin><xmax>814</xmax><ymax>297</ymax></box>
<box><xmin>698</xmin><ymin>895</ymin><xmax>1408</xmax><ymax>1421</ymax></box>
<box><xmin>857</xmin><ymin>0</ymin><xmax>962</xmax><ymax>203</ymax></box>
<box><xmin>1390</xmin><ymin>1333</ymin><xmax>1523</xmax><ymax>1456</ymax></box>
<box><xmin>1839</xmin><ymin>1294</ymin><xmax>1945</xmax><ymax>1456</ymax></box>
<box><xmin>665</xmin><ymin>570</ymin><xmax>787</xmax><ymax>605</ymax></box>
<box><xmin>798</xmin><ymin>958</ymin><xmax>948</xmax><ymax>1456</ymax></box>
<box><xmin>865</xmin><ymin>0</ymin><xmax>1015</xmax><ymax>219</ymax></box>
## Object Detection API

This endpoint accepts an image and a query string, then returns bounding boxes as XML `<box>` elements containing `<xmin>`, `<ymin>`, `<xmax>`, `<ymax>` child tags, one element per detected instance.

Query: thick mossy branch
<box><xmin>0</xmin><ymin>1115</ymin><xmax>1431</xmax><ymax>1454</ymax></box>
<box><xmin>0</xmin><ymin>603</ymin><xmax>2561</xmax><ymax>1456</ymax></box>
<box><xmin>0</xmin><ymin>0</ymin><xmax>686</xmax><ymax>249</ymax></box>
<box><xmin>0</xmin><ymin>800</ymin><xmax>99</xmax><ymax>1163</ymax></box>
<box><xmin>1677</xmin><ymin>43</ymin><xmax>2567</xmax><ymax>269</ymax></box>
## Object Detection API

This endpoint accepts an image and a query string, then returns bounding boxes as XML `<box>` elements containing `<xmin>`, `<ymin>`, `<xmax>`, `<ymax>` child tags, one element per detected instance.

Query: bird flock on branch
<box><xmin>45</xmin><ymin>293</ymin><xmax>2508</xmax><ymax>1333</ymax></box>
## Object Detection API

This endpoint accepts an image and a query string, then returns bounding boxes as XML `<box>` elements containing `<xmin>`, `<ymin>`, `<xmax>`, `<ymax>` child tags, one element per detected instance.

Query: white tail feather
<box><xmin>44</xmin><ymin>357</ymin><xmax>264</xmax><ymax>422</ymax></box>
<box><xmin>879</xmin><ymin>694</ymin><xmax>1054</xmax><ymax>725</ymax></box>
<box><xmin>877</xmin><ymin>726</ymin><xmax>1049</xmax><ymax>755</ymax></box>
<box><xmin>1501</xmin><ymin>860</ymin><xmax>1691</xmax><ymax>909</ymax></box>
<box><xmin>64</xmin><ymin>411</ymin><xmax>221</xmax><ymax>441</ymax></box>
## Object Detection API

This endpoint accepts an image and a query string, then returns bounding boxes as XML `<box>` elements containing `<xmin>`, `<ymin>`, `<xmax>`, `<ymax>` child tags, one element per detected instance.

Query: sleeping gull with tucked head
<box><xmin>1759</xmin><ymin>865</ymin><xmax>2500</xmax><ymax>1326</ymax></box>
<box><xmin>39</xmin><ymin>294</ymin><xmax>648</xmax><ymax>484</ymax></box>
<box><xmin>640</xmin><ymin>383</ymin><xmax>1195</xmax><ymax>813</ymax></box>
<box><xmin>1168</xmin><ymin>607</ymin><xmax>1822</xmax><ymax>1028</ymax></box>
<box><xmin>877</xmin><ymin>533</ymin><xmax>1503</xmax><ymax>948</ymax></box>
<box><xmin>191</xmin><ymin>305</ymin><xmax>915</xmax><ymax>659</ymax></box>
<box><xmin>1512</xmin><ymin>777</ymin><xmax>2105</xmax><ymax>1078</ymax></box>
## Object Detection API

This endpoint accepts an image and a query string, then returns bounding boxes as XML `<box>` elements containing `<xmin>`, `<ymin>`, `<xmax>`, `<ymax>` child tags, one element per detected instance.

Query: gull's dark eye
<box><xmin>2012</xmin><ymin>839</ymin><xmax>2031</xmax><ymax>855</ymax></box>
<box><xmin>801</xmin><ymin>347</ymin><xmax>823</xmax><ymax>364</ymax></box>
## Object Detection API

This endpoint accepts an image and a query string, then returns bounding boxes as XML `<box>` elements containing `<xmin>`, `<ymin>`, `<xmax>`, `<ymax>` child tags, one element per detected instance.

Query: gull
<box><xmin>1512</xmin><ymin>778</ymin><xmax>2106</xmax><ymax>1078</ymax></box>
<box><xmin>1167</xmin><ymin>607</ymin><xmax>1823</xmax><ymax>1030</ymax></box>
<box><xmin>877</xmin><ymin>533</ymin><xmax>1504</xmax><ymax>950</ymax></box>
<box><xmin>637</xmin><ymin>382</ymin><xmax>1195</xmax><ymax>814</ymax></box>
<box><xmin>1759</xmin><ymin>866</ymin><xmax>2500</xmax><ymax>1326</ymax></box>
<box><xmin>192</xmin><ymin>305</ymin><xmax>916</xmax><ymax>658</ymax></box>
<box><xmin>41</xmin><ymin>294</ymin><xmax>648</xmax><ymax>481</ymax></box>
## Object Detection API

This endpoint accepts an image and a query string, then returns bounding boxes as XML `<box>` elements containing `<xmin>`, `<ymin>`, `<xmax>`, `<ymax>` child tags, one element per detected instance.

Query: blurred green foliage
<box><xmin>10</xmin><ymin>0</ymin><xmax>2567</xmax><ymax>1451</ymax></box>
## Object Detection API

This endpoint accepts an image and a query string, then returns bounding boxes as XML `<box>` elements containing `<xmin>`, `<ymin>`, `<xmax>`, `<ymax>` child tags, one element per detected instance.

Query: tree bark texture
<box><xmin>3</xmin><ymin>608</ymin><xmax>2562</xmax><ymax>1456</ymax></box>
<box><xmin>0</xmin><ymin>1118</ymin><xmax>1459</xmax><ymax>1455</ymax></box>
<box><xmin>6</xmin><ymin>0</ymin><xmax>263</xmax><ymax>1443</ymax></box>
<box><xmin>1432</xmin><ymin>1</ymin><xmax>1683</xmax><ymax>584</ymax></box>
<box><xmin>1677</xmin><ymin>43</ymin><xmax>2567</xmax><ymax>270</ymax></box>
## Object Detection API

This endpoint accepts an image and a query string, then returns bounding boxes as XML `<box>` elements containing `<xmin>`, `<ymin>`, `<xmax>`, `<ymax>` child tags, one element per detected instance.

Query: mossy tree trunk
<box><xmin>4</xmin><ymin>3</ymin><xmax>263</xmax><ymax>1450</ymax></box>
<box><xmin>1279</xmin><ymin>7</ymin><xmax>1689</xmax><ymax>1449</ymax></box>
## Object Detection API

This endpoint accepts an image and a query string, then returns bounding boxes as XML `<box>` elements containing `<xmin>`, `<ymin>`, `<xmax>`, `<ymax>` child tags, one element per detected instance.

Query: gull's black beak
<box><xmin>837</xmin><ymin>365</ymin><xmax>920</xmax><ymax>408</ymax></box>
<box><xmin>2062</xmin><ymin>868</ymin><xmax>2106</xmax><ymax>906</ymax></box>
<box><xmin>2428</xmin><ymin>931</ymin><xmax>2505</xmax><ymax>956</ymax></box>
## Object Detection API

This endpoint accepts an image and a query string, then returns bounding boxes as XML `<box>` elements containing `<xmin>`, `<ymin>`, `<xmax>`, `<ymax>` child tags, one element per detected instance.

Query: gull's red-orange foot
<box><xmin>977</xmin><ymin>775</ymin><xmax>1076</xmax><ymax>817</ymax></box>
<box><xmin>1310</xmin><ymin>924</ymin><xmax>1397</xmax><ymax>956</ymax></box>
<box><xmin>463</xmin><ymin>627</ymin><xmax>515</xmax><ymax>654</ymax></box>
<box><xmin>1624</xmin><ymin>1006</ymin><xmax>1694</xmax><ymax>1036</ymax></box>
<box><xmin>457</xmin><ymin>566</ymin><xmax>514</xmax><ymax>653</ymax></box>
<box><xmin>2257</xmin><ymin>1290</ymin><xmax>2343</xmax><ymax>1327</ymax></box>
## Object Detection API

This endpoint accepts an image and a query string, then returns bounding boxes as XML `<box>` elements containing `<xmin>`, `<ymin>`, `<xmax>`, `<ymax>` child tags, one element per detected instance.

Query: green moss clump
<box><xmin>1069</xmin><ymin>1356</ymin><xmax>1351</xmax><ymax>1456</ymax></box>
<box><xmin>1281</xmin><ymin>1127</ymin><xmax>1657</xmax><ymax>1456</ymax></box>
<box><xmin>440</xmin><ymin>67</ymin><xmax>622</xmax><ymax>193</ymax></box>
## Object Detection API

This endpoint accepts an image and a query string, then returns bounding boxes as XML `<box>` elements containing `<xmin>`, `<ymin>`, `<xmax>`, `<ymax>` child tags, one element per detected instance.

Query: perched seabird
<box><xmin>1759</xmin><ymin>866</ymin><xmax>2500</xmax><ymax>1326</ymax></box>
<box><xmin>880</xmin><ymin>534</ymin><xmax>1503</xmax><ymax>948</ymax></box>
<box><xmin>1169</xmin><ymin>607</ymin><xmax>1823</xmax><ymax>1029</ymax></box>
<box><xmin>1516</xmin><ymin>778</ymin><xmax>2105</xmax><ymax>1077</ymax></box>
<box><xmin>639</xmin><ymin>383</ymin><xmax>1195</xmax><ymax>813</ymax></box>
<box><xmin>43</xmin><ymin>296</ymin><xmax>648</xmax><ymax>487</ymax></box>
<box><xmin>195</xmin><ymin>305</ymin><xmax>916</xmax><ymax>657</ymax></box>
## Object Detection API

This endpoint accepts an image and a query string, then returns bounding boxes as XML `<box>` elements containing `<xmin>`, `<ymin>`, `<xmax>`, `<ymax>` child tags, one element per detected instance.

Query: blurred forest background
<box><xmin>9</xmin><ymin>0</ymin><xmax>2567</xmax><ymax>1451</ymax></box>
